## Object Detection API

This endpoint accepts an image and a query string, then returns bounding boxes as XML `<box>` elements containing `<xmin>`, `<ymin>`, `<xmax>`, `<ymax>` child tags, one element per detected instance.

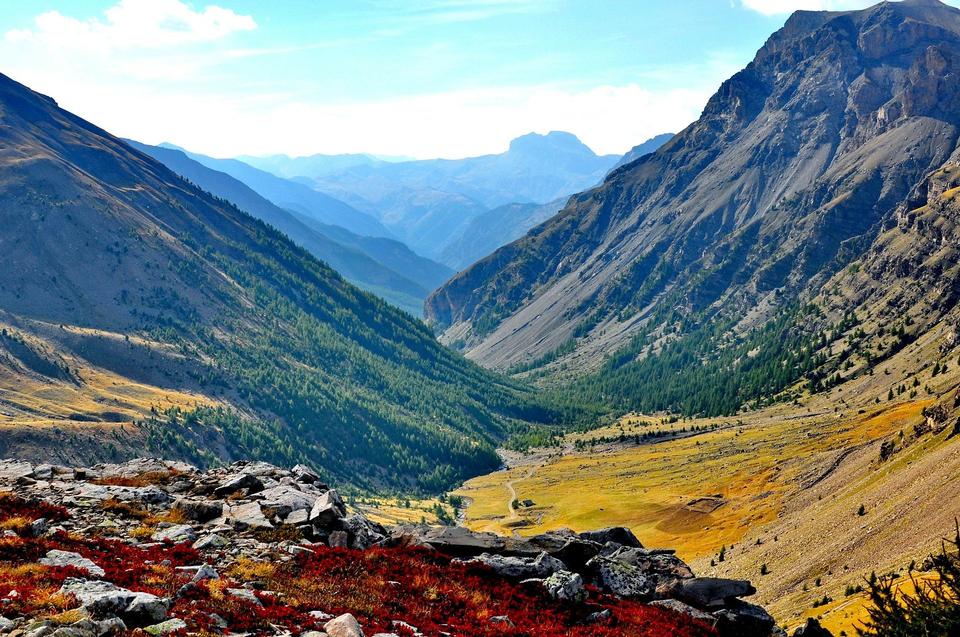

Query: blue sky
<box><xmin>2</xmin><ymin>0</ymin><xmax>956</xmax><ymax>159</ymax></box>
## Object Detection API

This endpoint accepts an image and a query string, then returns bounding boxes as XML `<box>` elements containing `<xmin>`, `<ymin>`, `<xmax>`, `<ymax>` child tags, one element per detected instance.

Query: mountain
<box><xmin>426</xmin><ymin>0</ymin><xmax>960</xmax><ymax>415</ymax></box>
<box><xmin>0</xmin><ymin>71</ymin><xmax>554</xmax><ymax>491</ymax></box>
<box><xmin>237</xmin><ymin>152</ymin><xmax>384</xmax><ymax>179</ymax></box>
<box><xmin>126</xmin><ymin>140</ymin><xmax>451</xmax><ymax>315</ymax></box>
<box><xmin>161</xmin><ymin>144</ymin><xmax>394</xmax><ymax>240</ymax></box>
<box><xmin>438</xmin><ymin>198</ymin><xmax>568</xmax><ymax>271</ymax></box>
<box><xmin>294</xmin><ymin>131</ymin><xmax>620</xmax><ymax>261</ymax></box>
<box><xmin>607</xmin><ymin>133</ymin><xmax>674</xmax><ymax>174</ymax></box>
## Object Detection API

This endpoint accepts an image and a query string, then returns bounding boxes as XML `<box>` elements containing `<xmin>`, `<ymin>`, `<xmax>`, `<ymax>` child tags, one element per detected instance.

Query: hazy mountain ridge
<box><xmin>426</xmin><ymin>0</ymin><xmax>960</xmax><ymax>405</ymax></box>
<box><xmin>127</xmin><ymin>140</ymin><xmax>450</xmax><ymax>315</ymax></box>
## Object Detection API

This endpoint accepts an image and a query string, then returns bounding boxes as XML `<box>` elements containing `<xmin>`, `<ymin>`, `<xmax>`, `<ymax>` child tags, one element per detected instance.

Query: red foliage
<box><xmin>0</xmin><ymin>493</ymin><xmax>69</xmax><ymax>523</ymax></box>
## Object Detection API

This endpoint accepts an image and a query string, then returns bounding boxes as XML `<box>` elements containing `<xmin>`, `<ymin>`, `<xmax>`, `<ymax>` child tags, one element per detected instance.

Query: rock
<box><xmin>399</xmin><ymin>525</ymin><xmax>506</xmax><ymax>557</ymax></box>
<box><xmin>578</xmin><ymin>527</ymin><xmax>643</xmax><ymax>548</ymax></box>
<box><xmin>586</xmin><ymin>556</ymin><xmax>654</xmax><ymax>599</ymax></box>
<box><xmin>793</xmin><ymin>618</ymin><xmax>834</xmax><ymax>637</ymax></box>
<box><xmin>151</xmin><ymin>525</ymin><xmax>196</xmax><ymax>543</ymax></box>
<box><xmin>677</xmin><ymin>577</ymin><xmax>756</xmax><ymax>608</ymax></box>
<box><xmin>711</xmin><ymin>599</ymin><xmax>776</xmax><ymax>637</ymax></box>
<box><xmin>192</xmin><ymin>533</ymin><xmax>228</xmax><ymax>550</ymax></box>
<box><xmin>30</xmin><ymin>518</ymin><xmax>49</xmax><ymax>537</ymax></box>
<box><xmin>59</xmin><ymin>579</ymin><xmax>167</xmax><ymax>625</ymax></box>
<box><xmin>259</xmin><ymin>485</ymin><xmax>318</xmax><ymax>520</ymax></box>
<box><xmin>310</xmin><ymin>490</ymin><xmax>346</xmax><ymax>527</ymax></box>
<box><xmin>301</xmin><ymin>632</ymin><xmax>328</xmax><ymax>637</ymax></box>
<box><xmin>39</xmin><ymin>551</ymin><xmax>105</xmax><ymax>577</ymax></box>
<box><xmin>0</xmin><ymin>460</ymin><xmax>34</xmax><ymax>480</ymax></box>
<box><xmin>226</xmin><ymin>588</ymin><xmax>262</xmax><ymax>607</ymax></box>
<box><xmin>323</xmin><ymin>613</ymin><xmax>364</xmax><ymax>637</ymax></box>
<box><xmin>142</xmin><ymin>619</ymin><xmax>186</xmax><ymax>636</ymax></box>
<box><xmin>488</xmin><ymin>616</ymin><xmax>514</xmax><ymax>628</ymax></box>
<box><xmin>470</xmin><ymin>551</ymin><xmax>565</xmax><ymax>579</ymax></box>
<box><xmin>328</xmin><ymin>530</ymin><xmax>349</xmax><ymax>548</ymax></box>
<box><xmin>223</xmin><ymin>501</ymin><xmax>273</xmax><ymax>530</ymax></box>
<box><xmin>649</xmin><ymin>599</ymin><xmax>717</xmax><ymax>624</ymax></box>
<box><xmin>543</xmin><ymin>570</ymin><xmax>586</xmax><ymax>602</ymax></box>
<box><xmin>340</xmin><ymin>515</ymin><xmax>386</xmax><ymax>550</ymax></box>
<box><xmin>95</xmin><ymin>618</ymin><xmax>126</xmax><ymax>637</ymax></box>
<box><xmin>32</xmin><ymin>465</ymin><xmax>53</xmax><ymax>480</ymax></box>
<box><xmin>171</xmin><ymin>498</ymin><xmax>222</xmax><ymax>523</ymax></box>
<box><xmin>390</xmin><ymin>620</ymin><xmax>422</xmax><ymax>636</ymax></box>
<box><xmin>291</xmin><ymin>464</ymin><xmax>323</xmax><ymax>486</ymax></box>
<box><xmin>585</xmin><ymin>609</ymin><xmax>612</xmax><ymax>624</ymax></box>
<box><xmin>213</xmin><ymin>473</ymin><xmax>263</xmax><ymax>497</ymax></box>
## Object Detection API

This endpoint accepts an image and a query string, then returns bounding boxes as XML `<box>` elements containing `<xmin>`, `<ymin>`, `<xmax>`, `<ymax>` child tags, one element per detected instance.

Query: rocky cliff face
<box><xmin>426</xmin><ymin>0</ymin><xmax>960</xmax><ymax>375</ymax></box>
<box><xmin>0</xmin><ymin>458</ymin><xmax>810</xmax><ymax>637</ymax></box>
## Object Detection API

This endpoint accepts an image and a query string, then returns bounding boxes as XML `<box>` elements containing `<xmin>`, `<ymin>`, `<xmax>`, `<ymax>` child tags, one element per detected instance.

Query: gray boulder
<box><xmin>39</xmin><ymin>550</ymin><xmax>105</xmax><ymax>577</ymax></box>
<box><xmin>259</xmin><ymin>485</ymin><xmax>318</xmax><ymax>519</ymax></box>
<box><xmin>143</xmin><ymin>619</ymin><xmax>187</xmax><ymax>636</ymax></box>
<box><xmin>310</xmin><ymin>490</ymin><xmax>346</xmax><ymax>527</ymax></box>
<box><xmin>649</xmin><ymin>599</ymin><xmax>717</xmax><ymax>624</ymax></box>
<box><xmin>172</xmin><ymin>498</ymin><xmax>222</xmax><ymax>523</ymax></box>
<box><xmin>470</xmin><ymin>551</ymin><xmax>565</xmax><ymax>579</ymax></box>
<box><xmin>586</xmin><ymin>556</ymin><xmax>654</xmax><ymax>599</ymax></box>
<box><xmin>578</xmin><ymin>527</ymin><xmax>643</xmax><ymax>548</ymax></box>
<box><xmin>677</xmin><ymin>577</ymin><xmax>756</xmax><ymax>608</ymax></box>
<box><xmin>543</xmin><ymin>570</ymin><xmax>586</xmax><ymax>602</ymax></box>
<box><xmin>793</xmin><ymin>618</ymin><xmax>834</xmax><ymax>637</ymax></box>
<box><xmin>59</xmin><ymin>579</ymin><xmax>167</xmax><ymax>625</ymax></box>
<box><xmin>151</xmin><ymin>525</ymin><xmax>196</xmax><ymax>543</ymax></box>
<box><xmin>711</xmin><ymin>599</ymin><xmax>776</xmax><ymax>637</ymax></box>
<box><xmin>213</xmin><ymin>473</ymin><xmax>263</xmax><ymax>497</ymax></box>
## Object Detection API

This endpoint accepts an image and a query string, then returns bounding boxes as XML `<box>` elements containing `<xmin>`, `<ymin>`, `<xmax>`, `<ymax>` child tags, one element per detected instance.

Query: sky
<box><xmin>1</xmin><ymin>0</ymin><xmax>958</xmax><ymax>160</ymax></box>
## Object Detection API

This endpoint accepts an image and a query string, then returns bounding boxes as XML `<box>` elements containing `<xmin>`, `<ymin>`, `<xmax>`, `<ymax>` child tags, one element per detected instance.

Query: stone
<box><xmin>32</xmin><ymin>465</ymin><xmax>53</xmax><ymax>480</ymax></box>
<box><xmin>301</xmin><ymin>633</ymin><xmax>328</xmax><ymax>637</ymax></box>
<box><xmin>286</xmin><ymin>509</ymin><xmax>310</xmax><ymax>526</ymax></box>
<box><xmin>291</xmin><ymin>464</ymin><xmax>322</xmax><ymax>485</ymax></box>
<box><xmin>677</xmin><ymin>577</ymin><xmax>756</xmax><ymax>608</ymax></box>
<box><xmin>340</xmin><ymin>515</ymin><xmax>386</xmax><ymax>550</ymax></box>
<box><xmin>586</xmin><ymin>556</ymin><xmax>654</xmax><ymax>599</ymax></box>
<box><xmin>711</xmin><ymin>599</ymin><xmax>776</xmax><ymax>637</ymax></box>
<box><xmin>142</xmin><ymin>619</ymin><xmax>186</xmax><ymax>636</ymax></box>
<box><xmin>258</xmin><ymin>485</ymin><xmax>318</xmax><ymax>519</ymax></box>
<box><xmin>310</xmin><ymin>490</ymin><xmax>346</xmax><ymax>527</ymax></box>
<box><xmin>543</xmin><ymin>570</ymin><xmax>586</xmax><ymax>602</ymax></box>
<box><xmin>213</xmin><ymin>473</ymin><xmax>263</xmax><ymax>498</ymax></box>
<box><xmin>585</xmin><ymin>609</ymin><xmax>612</xmax><ymax>624</ymax></box>
<box><xmin>192</xmin><ymin>533</ymin><xmax>227</xmax><ymax>550</ymax></box>
<box><xmin>171</xmin><ymin>498</ymin><xmax>222</xmax><ymax>523</ymax></box>
<box><xmin>151</xmin><ymin>525</ymin><xmax>196</xmax><ymax>543</ymax></box>
<box><xmin>578</xmin><ymin>527</ymin><xmax>643</xmax><ymax>548</ymax></box>
<box><xmin>328</xmin><ymin>530</ymin><xmax>349</xmax><ymax>548</ymax></box>
<box><xmin>470</xmin><ymin>551</ymin><xmax>565</xmax><ymax>579</ymax></box>
<box><xmin>323</xmin><ymin>613</ymin><xmax>364</xmax><ymax>637</ymax></box>
<box><xmin>0</xmin><ymin>460</ymin><xmax>34</xmax><ymax>480</ymax></box>
<box><xmin>488</xmin><ymin>616</ymin><xmax>514</xmax><ymax>628</ymax></box>
<box><xmin>59</xmin><ymin>579</ymin><xmax>166</xmax><ymax>625</ymax></box>
<box><xmin>224</xmin><ymin>501</ymin><xmax>273</xmax><ymax>530</ymax></box>
<box><xmin>226</xmin><ymin>588</ymin><xmax>262</xmax><ymax>607</ymax></box>
<box><xmin>95</xmin><ymin>618</ymin><xmax>127</xmax><ymax>637</ymax></box>
<box><xmin>649</xmin><ymin>599</ymin><xmax>716</xmax><ymax>624</ymax></box>
<box><xmin>39</xmin><ymin>551</ymin><xmax>105</xmax><ymax>577</ymax></box>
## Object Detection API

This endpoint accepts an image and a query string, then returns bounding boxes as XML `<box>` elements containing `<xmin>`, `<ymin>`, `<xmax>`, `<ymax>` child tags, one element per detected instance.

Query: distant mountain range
<box><xmin>127</xmin><ymin>141</ymin><xmax>451</xmax><ymax>316</ymax></box>
<box><xmin>246</xmin><ymin>131</ymin><xmax>638</xmax><ymax>264</ymax></box>
<box><xmin>0</xmin><ymin>71</ymin><xmax>554</xmax><ymax>490</ymax></box>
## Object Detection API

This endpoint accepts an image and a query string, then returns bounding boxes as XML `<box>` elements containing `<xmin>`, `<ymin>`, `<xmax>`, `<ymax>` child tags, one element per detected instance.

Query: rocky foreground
<box><xmin>0</xmin><ymin>459</ymin><xmax>830</xmax><ymax>637</ymax></box>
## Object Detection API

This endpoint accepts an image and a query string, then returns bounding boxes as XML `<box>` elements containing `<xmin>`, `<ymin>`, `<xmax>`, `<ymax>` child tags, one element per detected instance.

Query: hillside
<box><xmin>426</xmin><ymin>0</ymin><xmax>960</xmax><ymax>421</ymax></box>
<box><xmin>126</xmin><ymin>141</ymin><xmax>450</xmax><ymax>316</ymax></box>
<box><xmin>0</xmin><ymin>71</ymin><xmax>553</xmax><ymax>492</ymax></box>
<box><xmin>606</xmin><ymin>133</ymin><xmax>674</xmax><ymax>174</ymax></box>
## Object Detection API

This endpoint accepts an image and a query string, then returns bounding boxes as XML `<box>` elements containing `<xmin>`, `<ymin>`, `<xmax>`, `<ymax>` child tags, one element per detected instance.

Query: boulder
<box><xmin>151</xmin><ymin>525</ymin><xmax>196</xmax><ymax>543</ymax></box>
<box><xmin>649</xmin><ymin>599</ymin><xmax>716</xmax><ymax>625</ymax></box>
<box><xmin>0</xmin><ymin>460</ymin><xmax>34</xmax><ymax>480</ymax></box>
<box><xmin>578</xmin><ymin>527</ymin><xmax>643</xmax><ymax>548</ymax></box>
<box><xmin>586</xmin><ymin>556</ymin><xmax>654</xmax><ymax>599</ymax></box>
<box><xmin>291</xmin><ymin>464</ymin><xmax>323</xmax><ymax>486</ymax></box>
<box><xmin>402</xmin><ymin>526</ymin><xmax>506</xmax><ymax>557</ymax></box>
<box><xmin>192</xmin><ymin>533</ymin><xmax>227</xmax><ymax>550</ymax></box>
<box><xmin>543</xmin><ymin>570</ymin><xmax>586</xmax><ymax>602</ymax></box>
<box><xmin>223</xmin><ymin>501</ymin><xmax>273</xmax><ymax>530</ymax></box>
<box><xmin>213</xmin><ymin>473</ymin><xmax>263</xmax><ymax>497</ymax></box>
<box><xmin>143</xmin><ymin>618</ymin><xmax>187</xmax><ymax>636</ymax></box>
<box><xmin>226</xmin><ymin>588</ymin><xmax>262</xmax><ymax>607</ymax></box>
<box><xmin>259</xmin><ymin>485</ymin><xmax>318</xmax><ymax>519</ymax></box>
<box><xmin>171</xmin><ymin>498</ymin><xmax>222</xmax><ymax>523</ymax></box>
<box><xmin>469</xmin><ymin>551</ymin><xmax>565</xmax><ymax>579</ymax></box>
<box><xmin>310</xmin><ymin>490</ymin><xmax>346</xmax><ymax>527</ymax></box>
<box><xmin>39</xmin><ymin>550</ymin><xmax>105</xmax><ymax>577</ymax></box>
<box><xmin>59</xmin><ymin>579</ymin><xmax>167</xmax><ymax>625</ymax></box>
<box><xmin>677</xmin><ymin>577</ymin><xmax>755</xmax><ymax>608</ymax></box>
<box><xmin>324</xmin><ymin>613</ymin><xmax>364</xmax><ymax>637</ymax></box>
<box><xmin>711</xmin><ymin>599</ymin><xmax>776</xmax><ymax>637</ymax></box>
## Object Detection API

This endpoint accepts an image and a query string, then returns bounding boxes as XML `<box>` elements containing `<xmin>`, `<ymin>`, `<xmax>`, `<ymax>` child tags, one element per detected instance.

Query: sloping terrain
<box><xmin>127</xmin><ymin>141</ymin><xmax>450</xmax><ymax>316</ymax></box>
<box><xmin>427</xmin><ymin>0</ymin><xmax>960</xmax><ymax>399</ymax></box>
<box><xmin>606</xmin><ymin>133</ymin><xmax>674</xmax><ymax>174</ymax></box>
<box><xmin>0</xmin><ymin>71</ymin><xmax>554</xmax><ymax>491</ymax></box>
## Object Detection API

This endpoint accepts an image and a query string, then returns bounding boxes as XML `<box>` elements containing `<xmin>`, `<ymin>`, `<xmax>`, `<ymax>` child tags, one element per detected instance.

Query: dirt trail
<box><xmin>505</xmin><ymin>464</ymin><xmax>537</xmax><ymax>519</ymax></box>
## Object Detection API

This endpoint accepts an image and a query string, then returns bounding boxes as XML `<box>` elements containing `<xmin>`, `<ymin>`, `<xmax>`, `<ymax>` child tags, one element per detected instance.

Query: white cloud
<box><xmin>739</xmin><ymin>0</ymin><xmax>960</xmax><ymax>15</ymax></box>
<box><xmin>6</xmin><ymin>0</ymin><xmax>256</xmax><ymax>51</ymax></box>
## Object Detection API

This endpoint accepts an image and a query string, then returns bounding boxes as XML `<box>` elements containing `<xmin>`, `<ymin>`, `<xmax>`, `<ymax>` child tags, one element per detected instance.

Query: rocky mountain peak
<box><xmin>507</xmin><ymin>131</ymin><xmax>597</xmax><ymax>158</ymax></box>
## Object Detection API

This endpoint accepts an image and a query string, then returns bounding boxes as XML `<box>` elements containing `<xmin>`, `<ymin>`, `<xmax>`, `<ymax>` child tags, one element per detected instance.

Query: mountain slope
<box><xmin>0</xmin><ymin>71</ymin><xmax>553</xmax><ymax>491</ymax></box>
<box><xmin>164</xmin><ymin>144</ymin><xmax>394</xmax><ymax>239</ymax></box>
<box><xmin>126</xmin><ymin>140</ymin><xmax>448</xmax><ymax>315</ymax></box>
<box><xmin>427</xmin><ymin>0</ymin><xmax>960</xmax><ymax>410</ymax></box>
